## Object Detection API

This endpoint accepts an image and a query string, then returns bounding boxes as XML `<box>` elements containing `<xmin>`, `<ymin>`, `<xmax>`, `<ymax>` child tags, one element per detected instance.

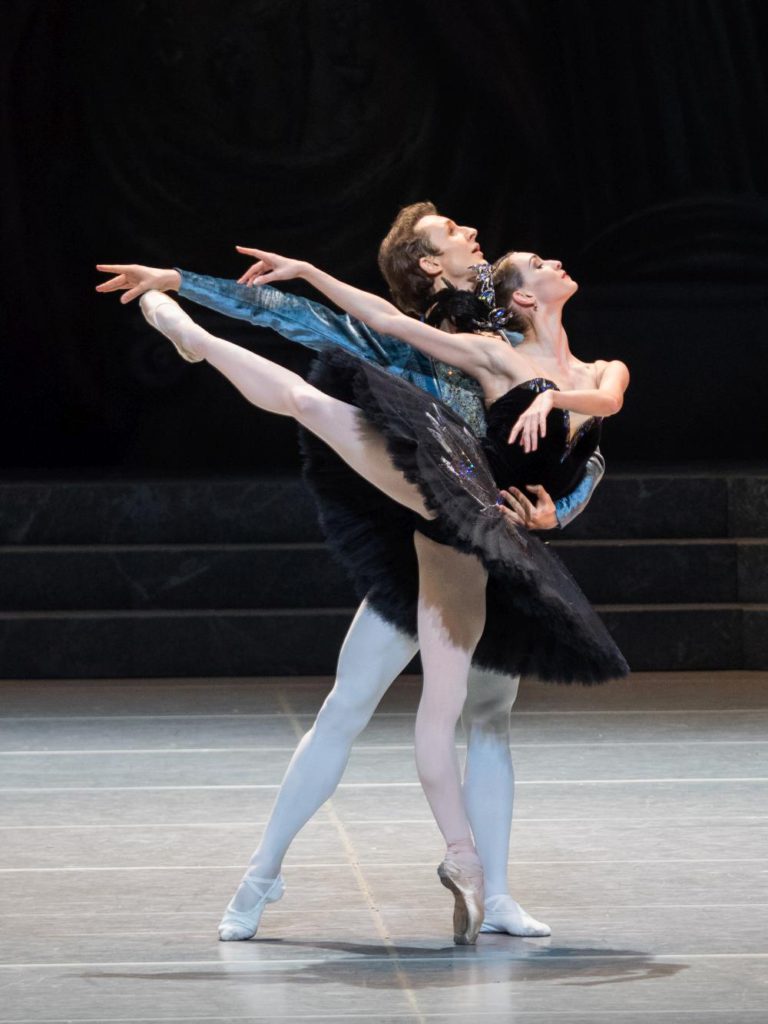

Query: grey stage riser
<box><xmin>0</xmin><ymin>605</ymin><xmax>765</xmax><ymax>678</ymax></box>
<box><xmin>0</xmin><ymin>540</ymin><xmax>766</xmax><ymax>610</ymax></box>
<box><xmin>2</xmin><ymin>474</ymin><xmax>766</xmax><ymax>544</ymax></box>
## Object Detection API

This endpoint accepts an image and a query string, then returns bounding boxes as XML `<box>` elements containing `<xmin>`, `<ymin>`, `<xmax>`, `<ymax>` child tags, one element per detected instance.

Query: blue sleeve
<box><xmin>554</xmin><ymin>450</ymin><xmax>606</xmax><ymax>528</ymax></box>
<box><xmin>177</xmin><ymin>269</ymin><xmax>401</xmax><ymax>366</ymax></box>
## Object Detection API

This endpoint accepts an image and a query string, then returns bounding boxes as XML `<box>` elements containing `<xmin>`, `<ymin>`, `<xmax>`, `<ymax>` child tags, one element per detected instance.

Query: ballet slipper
<box><xmin>217</xmin><ymin>873</ymin><xmax>285</xmax><ymax>941</ymax></box>
<box><xmin>480</xmin><ymin>894</ymin><xmax>551</xmax><ymax>937</ymax></box>
<box><xmin>437</xmin><ymin>853</ymin><xmax>485</xmax><ymax>945</ymax></box>
<box><xmin>139</xmin><ymin>290</ymin><xmax>203</xmax><ymax>362</ymax></box>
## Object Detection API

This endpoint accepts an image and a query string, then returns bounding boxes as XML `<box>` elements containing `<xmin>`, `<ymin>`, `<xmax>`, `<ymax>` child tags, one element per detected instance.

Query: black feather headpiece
<box><xmin>423</xmin><ymin>262</ymin><xmax>512</xmax><ymax>333</ymax></box>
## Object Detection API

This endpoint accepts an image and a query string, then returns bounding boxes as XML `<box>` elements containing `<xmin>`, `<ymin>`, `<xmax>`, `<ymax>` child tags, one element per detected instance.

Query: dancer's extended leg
<box><xmin>413</xmin><ymin>531</ymin><xmax>487</xmax><ymax>943</ymax></box>
<box><xmin>463</xmin><ymin>668</ymin><xmax>551</xmax><ymax>937</ymax></box>
<box><xmin>140</xmin><ymin>292</ymin><xmax>431</xmax><ymax>518</ymax></box>
<box><xmin>141</xmin><ymin>294</ymin><xmax>488</xmax><ymax>943</ymax></box>
<box><xmin>219</xmin><ymin>602</ymin><xmax>417</xmax><ymax>939</ymax></box>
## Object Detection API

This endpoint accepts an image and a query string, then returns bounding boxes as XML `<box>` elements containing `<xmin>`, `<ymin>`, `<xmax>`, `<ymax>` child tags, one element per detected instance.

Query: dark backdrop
<box><xmin>3</xmin><ymin>0</ymin><xmax>767</xmax><ymax>475</ymax></box>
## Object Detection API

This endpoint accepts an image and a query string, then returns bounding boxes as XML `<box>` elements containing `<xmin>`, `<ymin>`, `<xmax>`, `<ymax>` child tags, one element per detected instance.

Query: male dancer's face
<box><xmin>414</xmin><ymin>214</ymin><xmax>485</xmax><ymax>294</ymax></box>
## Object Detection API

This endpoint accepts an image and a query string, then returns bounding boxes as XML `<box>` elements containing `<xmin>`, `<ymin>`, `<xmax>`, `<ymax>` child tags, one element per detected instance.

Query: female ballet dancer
<box><xmin>129</xmin><ymin>249</ymin><xmax>629</xmax><ymax>943</ymax></box>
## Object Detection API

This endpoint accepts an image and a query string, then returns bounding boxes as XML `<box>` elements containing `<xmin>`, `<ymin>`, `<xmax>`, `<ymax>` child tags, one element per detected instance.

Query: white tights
<box><xmin>153</xmin><ymin>303</ymin><xmax>518</xmax><ymax>890</ymax></box>
<box><xmin>250</xmin><ymin>599</ymin><xmax>518</xmax><ymax>898</ymax></box>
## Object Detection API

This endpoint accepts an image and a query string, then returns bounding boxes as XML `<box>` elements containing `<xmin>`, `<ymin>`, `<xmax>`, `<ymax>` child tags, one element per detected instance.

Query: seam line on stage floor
<box><xmin>3</xmin><ymin>777</ymin><xmax>768</xmax><ymax>793</ymax></box>
<box><xmin>1</xmin><ymin>903</ymin><xmax>766</xmax><ymax>918</ymax></box>
<box><xmin>1</xmin><ymin>815</ymin><xmax>764</xmax><ymax>829</ymax></box>
<box><xmin>4</xmin><ymin>1011</ymin><xmax>768</xmax><ymax>1023</ymax></box>
<box><xmin>1</xmin><ymin>708</ymin><xmax>766</xmax><ymax>721</ymax></box>
<box><xmin>3</xmin><ymin>952</ymin><xmax>768</xmax><ymax>969</ymax></box>
<box><xmin>5</xmin><ymin>1013</ymin><xmax>768</xmax><ymax>1024</ymax></box>
<box><xmin>3</xmin><ymin>739</ymin><xmax>768</xmax><ymax>755</ymax></box>
<box><xmin>2</xmin><ymin>857</ymin><xmax>767</xmax><ymax>872</ymax></box>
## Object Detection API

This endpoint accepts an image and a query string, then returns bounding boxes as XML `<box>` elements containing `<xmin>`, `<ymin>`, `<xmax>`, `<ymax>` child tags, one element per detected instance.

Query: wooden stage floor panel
<box><xmin>0</xmin><ymin>672</ymin><xmax>766</xmax><ymax>1023</ymax></box>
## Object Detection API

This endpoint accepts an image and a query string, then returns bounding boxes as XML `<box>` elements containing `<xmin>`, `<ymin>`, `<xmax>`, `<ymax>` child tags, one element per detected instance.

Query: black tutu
<box><xmin>301</xmin><ymin>349</ymin><xmax>629</xmax><ymax>685</ymax></box>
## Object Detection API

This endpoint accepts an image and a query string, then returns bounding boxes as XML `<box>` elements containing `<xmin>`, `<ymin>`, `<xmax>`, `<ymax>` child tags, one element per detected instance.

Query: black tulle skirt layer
<box><xmin>301</xmin><ymin>350</ymin><xmax>629</xmax><ymax>685</ymax></box>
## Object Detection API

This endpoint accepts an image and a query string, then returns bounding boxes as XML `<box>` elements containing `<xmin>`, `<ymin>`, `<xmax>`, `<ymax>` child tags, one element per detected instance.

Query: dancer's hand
<box><xmin>499</xmin><ymin>485</ymin><xmax>558</xmax><ymax>530</ymax></box>
<box><xmin>236</xmin><ymin>246</ymin><xmax>310</xmax><ymax>286</ymax></box>
<box><xmin>508</xmin><ymin>390</ymin><xmax>554</xmax><ymax>451</ymax></box>
<box><xmin>95</xmin><ymin>265</ymin><xmax>180</xmax><ymax>304</ymax></box>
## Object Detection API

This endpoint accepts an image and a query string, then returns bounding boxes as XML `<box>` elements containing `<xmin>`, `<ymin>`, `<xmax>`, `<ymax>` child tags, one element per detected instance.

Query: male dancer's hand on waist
<box><xmin>499</xmin><ymin>485</ymin><xmax>558</xmax><ymax>530</ymax></box>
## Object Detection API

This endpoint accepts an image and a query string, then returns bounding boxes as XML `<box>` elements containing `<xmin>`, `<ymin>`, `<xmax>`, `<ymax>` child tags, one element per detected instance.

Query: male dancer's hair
<box><xmin>377</xmin><ymin>201</ymin><xmax>441</xmax><ymax>316</ymax></box>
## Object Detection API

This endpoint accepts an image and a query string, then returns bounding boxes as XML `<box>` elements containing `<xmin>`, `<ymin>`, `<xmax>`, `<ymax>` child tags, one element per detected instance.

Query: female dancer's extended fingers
<box><xmin>539</xmin><ymin>409</ymin><xmax>547</xmax><ymax>438</ymax></box>
<box><xmin>96</xmin><ymin>264</ymin><xmax>130</xmax><ymax>274</ymax></box>
<box><xmin>508</xmin><ymin>416</ymin><xmax>523</xmax><ymax>445</ymax></box>
<box><xmin>95</xmin><ymin>274</ymin><xmax>127</xmax><ymax>292</ymax></box>
<box><xmin>238</xmin><ymin>263</ymin><xmax>265</xmax><ymax>285</ymax></box>
<box><xmin>249</xmin><ymin>270</ymin><xmax>278</xmax><ymax>287</ymax></box>
<box><xmin>236</xmin><ymin>245</ymin><xmax>270</xmax><ymax>261</ymax></box>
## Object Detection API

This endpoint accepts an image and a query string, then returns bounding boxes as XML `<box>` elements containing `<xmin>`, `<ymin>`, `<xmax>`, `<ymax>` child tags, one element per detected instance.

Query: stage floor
<box><xmin>1</xmin><ymin>671</ymin><xmax>767</xmax><ymax>1023</ymax></box>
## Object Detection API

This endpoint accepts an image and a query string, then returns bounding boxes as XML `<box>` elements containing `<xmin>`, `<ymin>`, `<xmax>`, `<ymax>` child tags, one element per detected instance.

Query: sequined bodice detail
<box><xmin>482</xmin><ymin>378</ymin><xmax>602</xmax><ymax>500</ymax></box>
<box><xmin>432</xmin><ymin>359</ymin><xmax>487</xmax><ymax>436</ymax></box>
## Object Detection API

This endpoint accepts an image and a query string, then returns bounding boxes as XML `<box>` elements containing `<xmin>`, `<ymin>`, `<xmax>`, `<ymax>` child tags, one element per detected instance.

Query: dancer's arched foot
<box><xmin>217</xmin><ymin>870</ymin><xmax>285</xmax><ymax>941</ymax></box>
<box><xmin>437</xmin><ymin>841</ymin><xmax>485</xmax><ymax>945</ymax></box>
<box><xmin>139</xmin><ymin>290</ymin><xmax>204</xmax><ymax>362</ymax></box>
<box><xmin>480</xmin><ymin>894</ymin><xmax>551</xmax><ymax>937</ymax></box>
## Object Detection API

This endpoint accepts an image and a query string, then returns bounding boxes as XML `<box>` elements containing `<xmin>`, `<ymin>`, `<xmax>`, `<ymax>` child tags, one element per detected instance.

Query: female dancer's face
<box><xmin>506</xmin><ymin>252</ymin><xmax>579</xmax><ymax>308</ymax></box>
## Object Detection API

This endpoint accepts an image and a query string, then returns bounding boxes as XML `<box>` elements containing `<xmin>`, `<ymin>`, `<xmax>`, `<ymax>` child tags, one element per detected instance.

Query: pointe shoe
<box><xmin>217</xmin><ymin>873</ymin><xmax>285</xmax><ymax>941</ymax></box>
<box><xmin>437</xmin><ymin>857</ymin><xmax>485</xmax><ymax>945</ymax></box>
<box><xmin>480</xmin><ymin>894</ymin><xmax>551</xmax><ymax>937</ymax></box>
<box><xmin>139</xmin><ymin>290</ymin><xmax>203</xmax><ymax>362</ymax></box>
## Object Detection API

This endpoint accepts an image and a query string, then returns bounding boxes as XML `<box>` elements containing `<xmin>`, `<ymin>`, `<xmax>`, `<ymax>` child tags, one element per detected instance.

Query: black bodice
<box><xmin>482</xmin><ymin>378</ymin><xmax>602</xmax><ymax>501</ymax></box>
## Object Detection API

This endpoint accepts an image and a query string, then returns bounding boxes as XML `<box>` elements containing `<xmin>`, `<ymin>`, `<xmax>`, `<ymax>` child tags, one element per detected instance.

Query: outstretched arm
<box><xmin>95</xmin><ymin>264</ymin><xmax>410</xmax><ymax>365</ymax></box>
<box><xmin>236</xmin><ymin>246</ymin><xmax>500</xmax><ymax>380</ymax></box>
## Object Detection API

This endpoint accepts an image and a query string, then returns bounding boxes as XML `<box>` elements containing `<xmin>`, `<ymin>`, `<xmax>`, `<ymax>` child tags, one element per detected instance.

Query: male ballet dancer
<box><xmin>96</xmin><ymin>202</ymin><xmax>605</xmax><ymax>940</ymax></box>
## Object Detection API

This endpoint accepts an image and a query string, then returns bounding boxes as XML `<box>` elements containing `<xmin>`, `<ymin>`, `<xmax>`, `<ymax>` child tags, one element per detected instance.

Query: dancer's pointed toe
<box><xmin>437</xmin><ymin>857</ymin><xmax>485</xmax><ymax>945</ymax></box>
<box><xmin>217</xmin><ymin>873</ymin><xmax>285</xmax><ymax>941</ymax></box>
<box><xmin>139</xmin><ymin>290</ymin><xmax>203</xmax><ymax>362</ymax></box>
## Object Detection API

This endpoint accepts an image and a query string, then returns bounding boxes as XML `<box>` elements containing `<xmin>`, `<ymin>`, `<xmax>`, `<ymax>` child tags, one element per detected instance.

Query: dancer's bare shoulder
<box><xmin>591</xmin><ymin>358</ymin><xmax>630</xmax><ymax>389</ymax></box>
<box><xmin>570</xmin><ymin>357</ymin><xmax>629</xmax><ymax>388</ymax></box>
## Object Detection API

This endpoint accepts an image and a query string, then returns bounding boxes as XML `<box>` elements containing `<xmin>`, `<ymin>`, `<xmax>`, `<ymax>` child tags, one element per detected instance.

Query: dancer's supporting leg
<box><xmin>463</xmin><ymin>669</ymin><xmax>551</xmax><ymax>936</ymax></box>
<box><xmin>413</xmin><ymin>532</ymin><xmax>487</xmax><ymax>944</ymax></box>
<box><xmin>219</xmin><ymin>601</ymin><xmax>417</xmax><ymax>940</ymax></box>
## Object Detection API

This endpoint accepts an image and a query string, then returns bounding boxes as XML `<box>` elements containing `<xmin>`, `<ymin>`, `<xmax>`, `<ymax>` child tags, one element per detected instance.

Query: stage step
<box><xmin>1</xmin><ymin>539</ymin><xmax>766</xmax><ymax>611</ymax></box>
<box><xmin>0</xmin><ymin>473</ymin><xmax>765</xmax><ymax>677</ymax></box>
<box><xmin>2</xmin><ymin>473</ymin><xmax>766</xmax><ymax>544</ymax></box>
<box><xmin>0</xmin><ymin>604</ymin><xmax>765</xmax><ymax>678</ymax></box>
